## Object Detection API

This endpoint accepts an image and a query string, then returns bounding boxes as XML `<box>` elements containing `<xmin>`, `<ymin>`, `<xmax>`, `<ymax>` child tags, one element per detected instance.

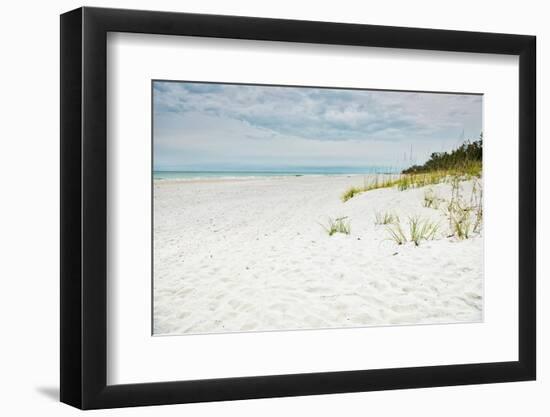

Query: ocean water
<box><xmin>153</xmin><ymin>167</ymin><xmax>400</xmax><ymax>180</ymax></box>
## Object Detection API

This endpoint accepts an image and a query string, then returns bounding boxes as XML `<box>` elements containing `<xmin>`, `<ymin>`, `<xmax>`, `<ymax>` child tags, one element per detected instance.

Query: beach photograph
<box><xmin>152</xmin><ymin>81</ymin><xmax>483</xmax><ymax>336</ymax></box>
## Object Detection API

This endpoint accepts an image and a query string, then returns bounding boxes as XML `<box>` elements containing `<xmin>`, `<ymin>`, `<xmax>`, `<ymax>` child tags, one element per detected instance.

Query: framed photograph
<box><xmin>60</xmin><ymin>6</ymin><xmax>536</xmax><ymax>409</ymax></box>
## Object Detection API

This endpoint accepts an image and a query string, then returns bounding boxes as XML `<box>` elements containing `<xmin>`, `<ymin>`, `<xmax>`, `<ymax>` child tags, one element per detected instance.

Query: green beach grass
<box><xmin>321</xmin><ymin>217</ymin><xmax>352</xmax><ymax>236</ymax></box>
<box><xmin>341</xmin><ymin>137</ymin><xmax>482</xmax><ymax>202</ymax></box>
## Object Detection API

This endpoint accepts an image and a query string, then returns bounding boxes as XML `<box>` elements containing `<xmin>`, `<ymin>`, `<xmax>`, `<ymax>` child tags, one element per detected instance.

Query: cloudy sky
<box><xmin>153</xmin><ymin>81</ymin><xmax>482</xmax><ymax>172</ymax></box>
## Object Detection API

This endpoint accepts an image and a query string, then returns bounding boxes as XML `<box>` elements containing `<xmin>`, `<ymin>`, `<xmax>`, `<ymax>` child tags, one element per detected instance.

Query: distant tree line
<box><xmin>402</xmin><ymin>133</ymin><xmax>482</xmax><ymax>174</ymax></box>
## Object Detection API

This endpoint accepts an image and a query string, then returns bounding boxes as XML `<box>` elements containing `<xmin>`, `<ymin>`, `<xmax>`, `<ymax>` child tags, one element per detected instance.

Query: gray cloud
<box><xmin>153</xmin><ymin>81</ymin><xmax>482</xmax><ymax>170</ymax></box>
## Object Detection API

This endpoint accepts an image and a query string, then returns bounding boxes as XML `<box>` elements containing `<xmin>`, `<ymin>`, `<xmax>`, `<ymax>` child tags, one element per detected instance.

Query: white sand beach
<box><xmin>153</xmin><ymin>175</ymin><xmax>483</xmax><ymax>335</ymax></box>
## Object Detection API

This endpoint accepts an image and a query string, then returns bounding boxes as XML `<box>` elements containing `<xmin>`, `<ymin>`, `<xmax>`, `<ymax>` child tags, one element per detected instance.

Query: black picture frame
<box><xmin>60</xmin><ymin>6</ymin><xmax>536</xmax><ymax>410</ymax></box>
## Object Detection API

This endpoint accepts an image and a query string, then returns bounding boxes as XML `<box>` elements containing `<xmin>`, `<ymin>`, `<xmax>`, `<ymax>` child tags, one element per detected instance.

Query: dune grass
<box><xmin>386</xmin><ymin>216</ymin><xmax>439</xmax><ymax>246</ymax></box>
<box><xmin>341</xmin><ymin>163</ymin><xmax>481</xmax><ymax>202</ymax></box>
<box><xmin>341</xmin><ymin>175</ymin><xmax>398</xmax><ymax>202</ymax></box>
<box><xmin>341</xmin><ymin>138</ymin><xmax>482</xmax><ymax>202</ymax></box>
<box><xmin>471</xmin><ymin>179</ymin><xmax>483</xmax><ymax>234</ymax></box>
<box><xmin>385</xmin><ymin>222</ymin><xmax>407</xmax><ymax>245</ymax></box>
<box><xmin>339</xmin><ymin>138</ymin><xmax>483</xmax><ymax>243</ymax></box>
<box><xmin>449</xmin><ymin>209</ymin><xmax>473</xmax><ymax>239</ymax></box>
<box><xmin>423</xmin><ymin>188</ymin><xmax>441</xmax><ymax>209</ymax></box>
<box><xmin>374</xmin><ymin>211</ymin><xmax>400</xmax><ymax>225</ymax></box>
<box><xmin>440</xmin><ymin>178</ymin><xmax>483</xmax><ymax>240</ymax></box>
<box><xmin>341</xmin><ymin>186</ymin><xmax>363</xmax><ymax>202</ymax></box>
<box><xmin>321</xmin><ymin>216</ymin><xmax>351</xmax><ymax>236</ymax></box>
<box><xmin>408</xmin><ymin>216</ymin><xmax>439</xmax><ymax>246</ymax></box>
<box><xmin>348</xmin><ymin>172</ymin><xmax>483</xmax><ymax>244</ymax></box>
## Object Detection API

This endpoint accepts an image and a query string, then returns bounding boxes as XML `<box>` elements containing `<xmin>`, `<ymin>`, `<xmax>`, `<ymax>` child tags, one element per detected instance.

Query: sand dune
<box><xmin>153</xmin><ymin>175</ymin><xmax>483</xmax><ymax>335</ymax></box>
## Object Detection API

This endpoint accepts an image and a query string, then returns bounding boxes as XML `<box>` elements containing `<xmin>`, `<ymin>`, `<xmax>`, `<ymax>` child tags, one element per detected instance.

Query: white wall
<box><xmin>0</xmin><ymin>0</ymin><xmax>545</xmax><ymax>415</ymax></box>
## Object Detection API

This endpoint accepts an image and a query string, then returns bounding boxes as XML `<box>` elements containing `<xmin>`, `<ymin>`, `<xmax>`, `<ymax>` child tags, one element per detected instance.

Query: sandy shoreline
<box><xmin>153</xmin><ymin>174</ymin><xmax>483</xmax><ymax>335</ymax></box>
<box><xmin>153</xmin><ymin>173</ymin><xmax>367</xmax><ymax>186</ymax></box>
